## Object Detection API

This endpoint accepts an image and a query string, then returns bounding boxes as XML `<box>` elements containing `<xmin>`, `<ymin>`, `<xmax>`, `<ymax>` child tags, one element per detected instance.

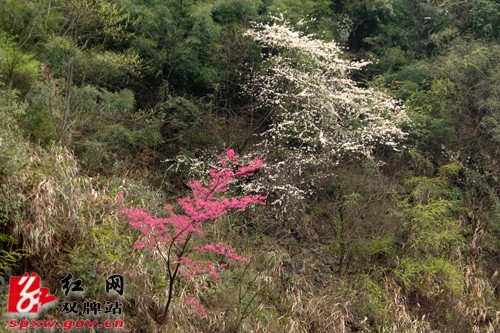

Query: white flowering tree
<box><xmin>240</xmin><ymin>16</ymin><xmax>409</xmax><ymax>207</ymax></box>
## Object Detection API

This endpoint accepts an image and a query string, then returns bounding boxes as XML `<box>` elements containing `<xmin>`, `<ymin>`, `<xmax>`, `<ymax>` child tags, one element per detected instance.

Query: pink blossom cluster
<box><xmin>176</xmin><ymin>256</ymin><xmax>226</xmax><ymax>282</ymax></box>
<box><xmin>123</xmin><ymin>150</ymin><xmax>265</xmax><ymax>247</ymax></box>
<box><xmin>194</xmin><ymin>243</ymin><xmax>249</xmax><ymax>263</ymax></box>
<box><xmin>185</xmin><ymin>296</ymin><xmax>207</xmax><ymax>316</ymax></box>
<box><xmin>120</xmin><ymin>150</ymin><xmax>266</xmax><ymax>315</ymax></box>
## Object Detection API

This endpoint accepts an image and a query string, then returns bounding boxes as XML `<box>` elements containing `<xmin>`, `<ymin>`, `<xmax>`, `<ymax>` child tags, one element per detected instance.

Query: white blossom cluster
<box><xmin>240</xmin><ymin>16</ymin><xmax>410</xmax><ymax>207</ymax></box>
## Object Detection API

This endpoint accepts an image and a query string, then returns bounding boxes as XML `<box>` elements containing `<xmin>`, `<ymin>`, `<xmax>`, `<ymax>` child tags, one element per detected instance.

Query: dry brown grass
<box><xmin>4</xmin><ymin>145</ymin><xmax>497</xmax><ymax>333</ymax></box>
<box><xmin>12</xmin><ymin>146</ymin><xmax>96</xmax><ymax>257</ymax></box>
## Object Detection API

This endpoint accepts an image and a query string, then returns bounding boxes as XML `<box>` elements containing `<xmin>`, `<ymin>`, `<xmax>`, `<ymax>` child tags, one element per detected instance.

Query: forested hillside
<box><xmin>0</xmin><ymin>1</ymin><xmax>498</xmax><ymax>332</ymax></box>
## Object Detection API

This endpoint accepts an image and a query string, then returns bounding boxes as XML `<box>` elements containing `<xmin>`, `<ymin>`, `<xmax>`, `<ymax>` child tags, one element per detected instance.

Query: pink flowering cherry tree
<box><xmin>121</xmin><ymin>150</ymin><xmax>266</xmax><ymax>323</ymax></box>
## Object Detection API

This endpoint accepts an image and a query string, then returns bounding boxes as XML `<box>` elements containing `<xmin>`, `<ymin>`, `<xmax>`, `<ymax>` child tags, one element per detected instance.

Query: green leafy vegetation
<box><xmin>0</xmin><ymin>0</ymin><xmax>498</xmax><ymax>332</ymax></box>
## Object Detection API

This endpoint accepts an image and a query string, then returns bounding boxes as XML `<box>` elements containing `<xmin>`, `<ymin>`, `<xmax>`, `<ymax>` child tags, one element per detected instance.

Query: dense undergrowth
<box><xmin>0</xmin><ymin>0</ymin><xmax>498</xmax><ymax>332</ymax></box>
